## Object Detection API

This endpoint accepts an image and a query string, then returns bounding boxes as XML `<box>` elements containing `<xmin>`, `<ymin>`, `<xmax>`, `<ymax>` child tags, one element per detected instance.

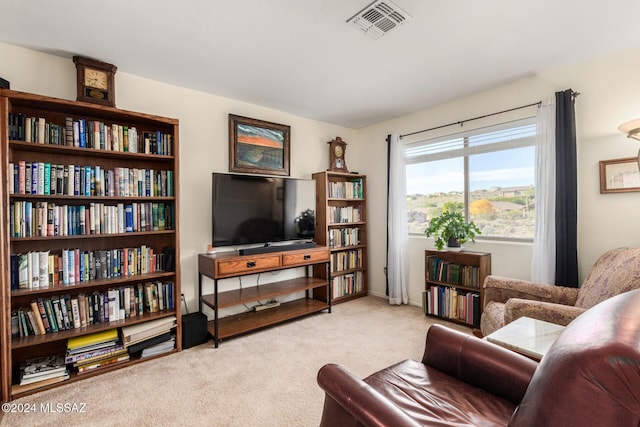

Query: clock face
<box><xmin>84</xmin><ymin>68</ymin><xmax>109</xmax><ymax>90</ymax></box>
<box><xmin>334</xmin><ymin>145</ymin><xmax>344</xmax><ymax>158</ymax></box>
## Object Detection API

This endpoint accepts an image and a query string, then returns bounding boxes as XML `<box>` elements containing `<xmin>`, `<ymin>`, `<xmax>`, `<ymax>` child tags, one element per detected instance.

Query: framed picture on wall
<box><xmin>599</xmin><ymin>157</ymin><xmax>640</xmax><ymax>193</ymax></box>
<box><xmin>229</xmin><ymin>114</ymin><xmax>290</xmax><ymax>176</ymax></box>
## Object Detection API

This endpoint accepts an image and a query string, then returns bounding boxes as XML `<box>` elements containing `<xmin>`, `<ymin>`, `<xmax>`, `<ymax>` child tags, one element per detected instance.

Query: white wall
<box><xmin>3</xmin><ymin>41</ymin><xmax>640</xmax><ymax>310</ymax></box>
<box><xmin>0</xmin><ymin>42</ymin><xmax>356</xmax><ymax>311</ymax></box>
<box><xmin>354</xmin><ymin>48</ymin><xmax>640</xmax><ymax>306</ymax></box>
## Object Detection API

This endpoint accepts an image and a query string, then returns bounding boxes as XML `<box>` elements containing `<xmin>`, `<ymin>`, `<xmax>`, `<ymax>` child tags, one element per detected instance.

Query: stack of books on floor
<box><xmin>122</xmin><ymin>316</ymin><xmax>176</xmax><ymax>358</ymax></box>
<box><xmin>13</xmin><ymin>354</ymin><xmax>70</xmax><ymax>394</ymax></box>
<box><xmin>67</xmin><ymin>328</ymin><xmax>129</xmax><ymax>375</ymax></box>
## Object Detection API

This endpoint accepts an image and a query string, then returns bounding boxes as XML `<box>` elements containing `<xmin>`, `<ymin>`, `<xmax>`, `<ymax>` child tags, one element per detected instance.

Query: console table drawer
<box><xmin>217</xmin><ymin>255</ymin><xmax>281</xmax><ymax>276</ymax></box>
<box><xmin>282</xmin><ymin>248</ymin><xmax>329</xmax><ymax>267</ymax></box>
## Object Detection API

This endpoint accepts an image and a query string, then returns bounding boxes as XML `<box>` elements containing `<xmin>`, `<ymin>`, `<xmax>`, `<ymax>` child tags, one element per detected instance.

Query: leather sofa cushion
<box><xmin>364</xmin><ymin>359</ymin><xmax>516</xmax><ymax>426</ymax></box>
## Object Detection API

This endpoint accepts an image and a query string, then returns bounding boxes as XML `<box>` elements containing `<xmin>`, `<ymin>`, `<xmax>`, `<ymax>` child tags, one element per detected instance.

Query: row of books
<box><xmin>15</xmin><ymin>354</ymin><xmax>70</xmax><ymax>394</ymax></box>
<box><xmin>328</xmin><ymin>205</ymin><xmax>363</xmax><ymax>224</ymax></box>
<box><xmin>423</xmin><ymin>285</ymin><xmax>480</xmax><ymax>326</ymax></box>
<box><xmin>330</xmin><ymin>248</ymin><xmax>363</xmax><ymax>273</ymax></box>
<box><xmin>8</xmin><ymin>113</ymin><xmax>173</xmax><ymax>156</ymax></box>
<box><xmin>425</xmin><ymin>256</ymin><xmax>481</xmax><ymax>288</ymax></box>
<box><xmin>11</xmin><ymin>281</ymin><xmax>176</xmax><ymax>338</ymax></box>
<box><xmin>332</xmin><ymin>271</ymin><xmax>364</xmax><ymax>297</ymax></box>
<box><xmin>10</xmin><ymin>200</ymin><xmax>175</xmax><ymax>238</ymax></box>
<box><xmin>10</xmin><ymin>245</ymin><xmax>168</xmax><ymax>290</ymax></box>
<box><xmin>327</xmin><ymin>179</ymin><xmax>364</xmax><ymax>199</ymax></box>
<box><xmin>9</xmin><ymin>161</ymin><xmax>174</xmax><ymax>198</ymax></box>
<box><xmin>13</xmin><ymin>316</ymin><xmax>178</xmax><ymax>394</ymax></box>
<box><xmin>328</xmin><ymin>227</ymin><xmax>361</xmax><ymax>248</ymax></box>
<box><xmin>67</xmin><ymin>329</ymin><xmax>129</xmax><ymax>375</ymax></box>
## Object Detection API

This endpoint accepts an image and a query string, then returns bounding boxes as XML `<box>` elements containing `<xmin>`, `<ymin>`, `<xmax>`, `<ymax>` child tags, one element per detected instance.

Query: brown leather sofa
<box><xmin>317</xmin><ymin>288</ymin><xmax>640</xmax><ymax>426</ymax></box>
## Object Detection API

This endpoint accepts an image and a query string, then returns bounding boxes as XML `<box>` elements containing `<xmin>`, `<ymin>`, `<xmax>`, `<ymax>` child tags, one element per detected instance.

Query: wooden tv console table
<box><xmin>198</xmin><ymin>246</ymin><xmax>331</xmax><ymax>347</ymax></box>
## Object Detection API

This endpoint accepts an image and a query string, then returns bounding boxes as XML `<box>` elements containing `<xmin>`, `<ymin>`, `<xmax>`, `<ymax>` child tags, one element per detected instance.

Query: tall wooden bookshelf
<box><xmin>424</xmin><ymin>250</ymin><xmax>491</xmax><ymax>327</ymax></box>
<box><xmin>0</xmin><ymin>89</ymin><xmax>181</xmax><ymax>401</ymax></box>
<box><xmin>313</xmin><ymin>171</ymin><xmax>367</xmax><ymax>303</ymax></box>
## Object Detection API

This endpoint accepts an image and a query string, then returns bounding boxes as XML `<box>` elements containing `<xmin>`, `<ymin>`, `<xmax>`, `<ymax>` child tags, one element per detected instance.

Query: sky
<box><xmin>406</xmin><ymin>146</ymin><xmax>535</xmax><ymax>195</ymax></box>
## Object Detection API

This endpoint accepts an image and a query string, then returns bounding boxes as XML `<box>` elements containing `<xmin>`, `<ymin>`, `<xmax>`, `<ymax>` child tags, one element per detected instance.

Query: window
<box><xmin>406</xmin><ymin>118</ymin><xmax>536</xmax><ymax>239</ymax></box>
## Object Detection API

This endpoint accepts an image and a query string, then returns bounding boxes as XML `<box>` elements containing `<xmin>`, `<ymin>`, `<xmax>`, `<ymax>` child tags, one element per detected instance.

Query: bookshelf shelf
<box><xmin>423</xmin><ymin>250</ymin><xmax>491</xmax><ymax>327</ymax></box>
<box><xmin>9</xmin><ymin>140</ymin><xmax>175</xmax><ymax>161</ymax></box>
<box><xmin>0</xmin><ymin>89</ymin><xmax>181</xmax><ymax>401</ymax></box>
<box><xmin>11</xmin><ymin>310</ymin><xmax>177</xmax><ymax>349</ymax></box>
<box><xmin>313</xmin><ymin>171</ymin><xmax>368</xmax><ymax>303</ymax></box>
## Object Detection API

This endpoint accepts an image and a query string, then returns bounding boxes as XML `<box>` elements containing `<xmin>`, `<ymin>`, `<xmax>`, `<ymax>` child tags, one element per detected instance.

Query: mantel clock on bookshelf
<box><xmin>73</xmin><ymin>55</ymin><xmax>117</xmax><ymax>107</ymax></box>
<box><xmin>327</xmin><ymin>137</ymin><xmax>348</xmax><ymax>172</ymax></box>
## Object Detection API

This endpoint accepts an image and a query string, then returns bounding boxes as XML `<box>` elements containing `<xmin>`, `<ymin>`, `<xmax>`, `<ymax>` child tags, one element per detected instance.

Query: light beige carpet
<box><xmin>1</xmin><ymin>296</ymin><xmax>470</xmax><ymax>426</ymax></box>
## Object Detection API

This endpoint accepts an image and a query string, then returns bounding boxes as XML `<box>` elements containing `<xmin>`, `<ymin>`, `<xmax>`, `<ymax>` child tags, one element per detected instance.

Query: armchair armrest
<box><xmin>317</xmin><ymin>363</ymin><xmax>422</xmax><ymax>427</ymax></box>
<box><xmin>423</xmin><ymin>324</ymin><xmax>537</xmax><ymax>404</ymax></box>
<box><xmin>504</xmin><ymin>298</ymin><xmax>586</xmax><ymax>326</ymax></box>
<box><xmin>483</xmin><ymin>275</ymin><xmax>579</xmax><ymax>307</ymax></box>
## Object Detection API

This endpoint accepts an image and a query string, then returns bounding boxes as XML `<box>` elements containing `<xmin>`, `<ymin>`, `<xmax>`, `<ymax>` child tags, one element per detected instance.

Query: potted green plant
<box><xmin>424</xmin><ymin>204</ymin><xmax>481</xmax><ymax>251</ymax></box>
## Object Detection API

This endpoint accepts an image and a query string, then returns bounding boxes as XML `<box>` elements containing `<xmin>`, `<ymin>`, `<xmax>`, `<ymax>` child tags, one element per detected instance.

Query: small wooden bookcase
<box><xmin>424</xmin><ymin>250</ymin><xmax>491</xmax><ymax>327</ymax></box>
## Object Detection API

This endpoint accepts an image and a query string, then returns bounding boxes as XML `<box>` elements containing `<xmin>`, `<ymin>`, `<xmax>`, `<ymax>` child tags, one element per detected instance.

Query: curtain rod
<box><xmin>400</xmin><ymin>101</ymin><xmax>542</xmax><ymax>139</ymax></box>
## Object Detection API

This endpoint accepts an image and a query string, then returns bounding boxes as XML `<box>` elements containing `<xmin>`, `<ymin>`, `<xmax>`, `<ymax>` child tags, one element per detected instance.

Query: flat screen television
<box><xmin>211</xmin><ymin>173</ymin><xmax>316</xmax><ymax>247</ymax></box>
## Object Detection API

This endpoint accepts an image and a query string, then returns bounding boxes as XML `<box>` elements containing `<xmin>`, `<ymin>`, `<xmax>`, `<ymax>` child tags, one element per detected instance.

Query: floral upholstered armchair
<box><xmin>480</xmin><ymin>247</ymin><xmax>640</xmax><ymax>336</ymax></box>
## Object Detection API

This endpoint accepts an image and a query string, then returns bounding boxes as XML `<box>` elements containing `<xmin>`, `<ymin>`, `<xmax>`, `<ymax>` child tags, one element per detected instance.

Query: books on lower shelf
<box><xmin>14</xmin><ymin>354</ymin><xmax>70</xmax><ymax>394</ymax></box>
<box><xmin>19</xmin><ymin>354</ymin><xmax>68</xmax><ymax>384</ymax></box>
<box><xmin>140</xmin><ymin>335</ymin><xmax>176</xmax><ymax>358</ymax></box>
<box><xmin>11</xmin><ymin>281</ymin><xmax>176</xmax><ymax>338</ymax></box>
<box><xmin>66</xmin><ymin>329</ymin><xmax>130</xmax><ymax>375</ymax></box>
<box><xmin>121</xmin><ymin>316</ymin><xmax>176</xmax><ymax>347</ymax></box>
<box><xmin>332</xmin><ymin>271</ymin><xmax>363</xmax><ymax>298</ymax></box>
<box><xmin>423</xmin><ymin>285</ymin><xmax>480</xmax><ymax>326</ymax></box>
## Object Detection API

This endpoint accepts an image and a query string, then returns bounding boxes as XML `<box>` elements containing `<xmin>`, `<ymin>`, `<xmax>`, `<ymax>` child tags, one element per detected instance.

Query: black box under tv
<box><xmin>182</xmin><ymin>312</ymin><xmax>209</xmax><ymax>349</ymax></box>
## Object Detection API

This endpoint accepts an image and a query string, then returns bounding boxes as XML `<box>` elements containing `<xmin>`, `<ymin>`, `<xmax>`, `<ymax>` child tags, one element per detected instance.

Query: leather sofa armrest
<box><xmin>317</xmin><ymin>363</ymin><xmax>422</xmax><ymax>427</ymax></box>
<box><xmin>483</xmin><ymin>275</ymin><xmax>579</xmax><ymax>307</ymax></box>
<box><xmin>422</xmin><ymin>324</ymin><xmax>538</xmax><ymax>404</ymax></box>
<box><xmin>504</xmin><ymin>298</ymin><xmax>586</xmax><ymax>326</ymax></box>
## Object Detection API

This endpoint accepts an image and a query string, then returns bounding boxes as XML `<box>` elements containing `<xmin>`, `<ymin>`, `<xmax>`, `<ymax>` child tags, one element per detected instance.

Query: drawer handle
<box><xmin>247</xmin><ymin>261</ymin><xmax>257</xmax><ymax>268</ymax></box>
<box><xmin>303</xmin><ymin>254</ymin><xmax>311</xmax><ymax>260</ymax></box>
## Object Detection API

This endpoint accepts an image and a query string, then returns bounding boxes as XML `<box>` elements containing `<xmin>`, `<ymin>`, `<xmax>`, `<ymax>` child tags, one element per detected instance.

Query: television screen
<box><xmin>212</xmin><ymin>173</ymin><xmax>316</xmax><ymax>247</ymax></box>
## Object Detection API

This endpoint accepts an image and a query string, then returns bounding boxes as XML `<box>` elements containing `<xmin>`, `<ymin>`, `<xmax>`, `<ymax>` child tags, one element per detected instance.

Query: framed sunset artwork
<box><xmin>229</xmin><ymin>114</ymin><xmax>290</xmax><ymax>176</ymax></box>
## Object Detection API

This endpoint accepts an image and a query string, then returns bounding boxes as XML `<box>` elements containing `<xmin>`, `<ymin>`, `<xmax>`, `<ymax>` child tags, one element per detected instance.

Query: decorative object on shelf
<box><xmin>599</xmin><ymin>157</ymin><xmax>640</xmax><ymax>193</ymax></box>
<box><xmin>327</xmin><ymin>136</ymin><xmax>348</xmax><ymax>172</ymax></box>
<box><xmin>424</xmin><ymin>203</ymin><xmax>481</xmax><ymax>251</ymax></box>
<box><xmin>295</xmin><ymin>209</ymin><xmax>316</xmax><ymax>239</ymax></box>
<box><xmin>229</xmin><ymin>114</ymin><xmax>290</xmax><ymax>176</ymax></box>
<box><xmin>0</xmin><ymin>77</ymin><xmax>9</xmax><ymax>89</ymax></box>
<box><xmin>618</xmin><ymin>117</ymin><xmax>640</xmax><ymax>169</ymax></box>
<box><xmin>72</xmin><ymin>55</ymin><xmax>117</xmax><ymax>107</ymax></box>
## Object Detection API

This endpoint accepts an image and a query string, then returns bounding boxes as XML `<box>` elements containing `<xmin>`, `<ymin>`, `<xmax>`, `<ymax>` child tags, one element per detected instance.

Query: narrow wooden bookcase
<box><xmin>198</xmin><ymin>246</ymin><xmax>331</xmax><ymax>347</ymax></box>
<box><xmin>0</xmin><ymin>89</ymin><xmax>181</xmax><ymax>401</ymax></box>
<box><xmin>312</xmin><ymin>171</ymin><xmax>367</xmax><ymax>303</ymax></box>
<box><xmin>423</xmin><ymin>250</ymin><xmax>491</xmax><ymax>327</ymax></box>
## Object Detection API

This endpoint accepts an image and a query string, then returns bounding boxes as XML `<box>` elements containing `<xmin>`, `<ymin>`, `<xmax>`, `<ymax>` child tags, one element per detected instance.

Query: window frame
<box><xmin>405</xmin><ymin>117</ymin><xmax>537</xmax><ymax>242</ymax></box>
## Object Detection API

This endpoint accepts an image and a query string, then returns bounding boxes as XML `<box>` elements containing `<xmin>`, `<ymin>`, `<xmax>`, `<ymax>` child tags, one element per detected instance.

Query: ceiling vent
<box><xmin>347</xmin><ymin>0</ymin><xmax>412</xmax><ymax>40</ymax></box>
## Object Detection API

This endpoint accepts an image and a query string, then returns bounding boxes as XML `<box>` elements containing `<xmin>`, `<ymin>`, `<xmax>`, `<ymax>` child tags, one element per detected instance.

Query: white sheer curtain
<box><xmin>387</xmin><ymin>134</ymin><xmax>409</xmax><ymax>305</ymax></box>
<box><xmin>531</xmin><ymin>97</ymin><xmax>556</xmax><ymax>283</ymax></box>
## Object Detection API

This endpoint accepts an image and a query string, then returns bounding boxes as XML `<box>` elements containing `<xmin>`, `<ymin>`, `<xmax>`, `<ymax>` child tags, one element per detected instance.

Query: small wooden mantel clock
<box><xmin>328</xmin><ymin>136</ymin><xmax>348</xmax><ymax>172</ymax></box>
<box><xmin>73</xmin><ymin>55</ymin><xmax>117</xmax><ymax>107</ymax></box>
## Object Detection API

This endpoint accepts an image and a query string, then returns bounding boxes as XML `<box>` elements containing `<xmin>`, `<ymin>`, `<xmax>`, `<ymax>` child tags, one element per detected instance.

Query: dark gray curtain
<box><xmin>555</xmin><ymin>89</ymin><xmax>579</xmax><ymax>287</ymax></box>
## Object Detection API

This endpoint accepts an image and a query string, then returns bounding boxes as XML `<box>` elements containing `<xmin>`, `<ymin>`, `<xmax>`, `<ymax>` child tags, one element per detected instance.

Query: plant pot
<box><xmin>447</xmin><ymin>236</ymin><xmax>461</xmax><ymax>247</ymax></box>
